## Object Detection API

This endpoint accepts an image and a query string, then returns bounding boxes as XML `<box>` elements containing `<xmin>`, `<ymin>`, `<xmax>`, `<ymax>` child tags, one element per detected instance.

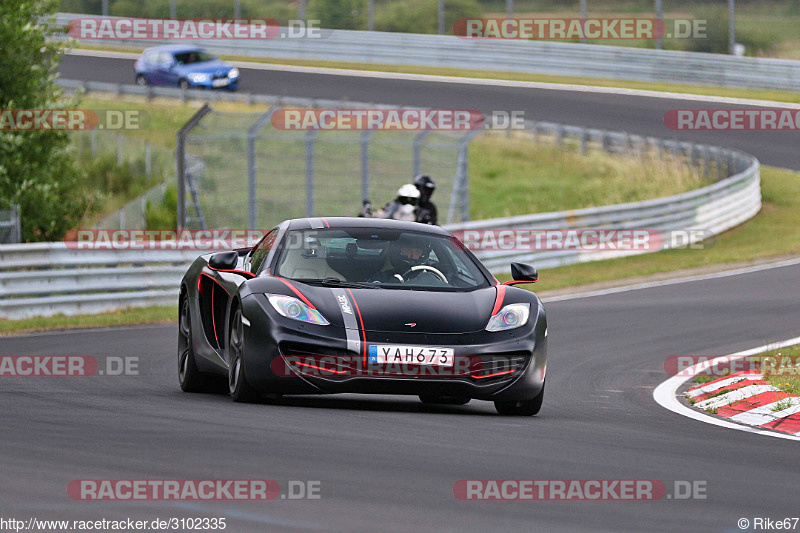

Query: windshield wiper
<box><xmin>295</xmin><ymin>277</ymin><xmax>381</xmax><ymax>289</ymax></box>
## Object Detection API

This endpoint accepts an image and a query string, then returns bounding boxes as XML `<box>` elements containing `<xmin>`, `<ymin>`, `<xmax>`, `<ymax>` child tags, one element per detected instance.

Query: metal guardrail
<box><xmin>0</xmin><ymin>121</ymin><xmax>760</xmax><ymax>319</ymax></box>
<box><xmin>56</xmin><ymin>13</ymin><xmax>800</xmax><ymax>92</ymax></box>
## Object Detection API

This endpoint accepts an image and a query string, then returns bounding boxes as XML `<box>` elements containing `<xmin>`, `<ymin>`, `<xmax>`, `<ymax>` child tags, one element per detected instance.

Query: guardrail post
<box><xmin>580</xmin><ymin>127</ymin><xmax>588</xmax><ymax>155</ymax></box>
<box><xmin>176</xmin><ymin>104</ymin><xmax>212</xmax><ymax>231</ymax></box>
<box><xmin>145</xmin><ymin>142</ymin><xmax>151</xmax><ymax>178</ymax></box>
<box><xmin>117</xmin><ymin>133</ymin><xmax>123</xmax><ymax>166</ymax></box>
<box><xmin>246</xmin><ymin>109</ymin><xmax>277</xmax><ymax>229</ymax></box>
<box><xmin>305</xmin><ymin>131</ymin><xmax>318</xmax><ymax>217</ymax></box>
<box><xmin>412</xmin><ymin>131</ymin><xmax>431</xmax><ymax>177</ymax></box>
<box><xmin>361</xmin><ymin>130</ymin><xmax>373</xmax><ymax>202</ymax></box>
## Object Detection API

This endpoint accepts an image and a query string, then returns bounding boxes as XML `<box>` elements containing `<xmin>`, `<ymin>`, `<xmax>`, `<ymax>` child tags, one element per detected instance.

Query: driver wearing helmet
<box><xmin>375</xmin><ymin>184</ymin><xmax>419</xmax><ymax>222</ymax></box>
<box><xmin>413</xmin><ymin>174</ymin><xmax>437</xmax><ymax>225</ymax></box>
<box><xmin>369</xmin><ymin>236</ymin><xmax>441</xmax><ymax>284</ymax></box>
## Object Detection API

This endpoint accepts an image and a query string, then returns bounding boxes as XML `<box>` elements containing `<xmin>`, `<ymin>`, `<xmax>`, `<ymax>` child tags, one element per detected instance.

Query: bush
<box><xmin>309</xmin><ymin>0</ymin><xmax>366</xmax><ymax>29</ymax></box>
<box><xmin>680</xmin><ymin>7</ymin><xmax>779</xmax><ymax>56</ymax></box>
<box><xmin>375</xmin><ymin>0</ymin><xmax>482</xmax><ymax>34</ymax></box>
<box><xmin>0</xmin><ymin>0</ymin><xmax>88</xmax><ymax>241</ymax></box>
<box><xmin>145</xmin><ymin>184</ymin><xmax>178</xmax><ymax>230</ymax></box>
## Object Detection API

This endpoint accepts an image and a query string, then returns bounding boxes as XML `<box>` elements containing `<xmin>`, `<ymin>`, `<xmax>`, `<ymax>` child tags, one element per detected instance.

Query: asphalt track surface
<box><xmin>1</xmin><ymin>55</ymin><xmax>796</xmax><ymax>532</ymax></box>
<box><xmin>59</xmin><ymin>54</ymin><xmax>800</xmax><ymax>169</ymax></box>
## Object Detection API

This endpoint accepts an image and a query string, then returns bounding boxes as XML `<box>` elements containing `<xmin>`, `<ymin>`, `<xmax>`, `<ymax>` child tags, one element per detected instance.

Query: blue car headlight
<box><xmin>485</xmin><ymin>303</ymin><xmax>530</xmax><ymax>332</ymax></box>
<box><xmin>228</xmin><ymin>67</ymin><xmax>239</xmax><ymax>78</ymax></box>
<box><xmin>267</xmin><ymin>294</ymin><xmax>329</xmax><ymax>325</ymax></box>
<box><xmin>188</xmin><ymin>73</ymin><xmax>209</xmax><ymax>83</ymax></box>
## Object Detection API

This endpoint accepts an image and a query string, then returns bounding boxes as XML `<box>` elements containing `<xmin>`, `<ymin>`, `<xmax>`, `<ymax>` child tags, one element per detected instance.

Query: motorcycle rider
<box><xmin>413</xmin><ymin>174</ymin><xmax>437</xmax><ymax>225</ymax></box>
<box><xmin>374</xmin><ymin>184</ymin><xmax>420</xmax><ymax>221</ymax></box>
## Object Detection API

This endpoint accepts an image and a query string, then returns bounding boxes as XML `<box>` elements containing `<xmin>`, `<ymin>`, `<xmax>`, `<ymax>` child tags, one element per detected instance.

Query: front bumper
<box><xmin>240</xmin><ymin>294</ymin><xmax>547</xmax><ymax>401</ymax></box>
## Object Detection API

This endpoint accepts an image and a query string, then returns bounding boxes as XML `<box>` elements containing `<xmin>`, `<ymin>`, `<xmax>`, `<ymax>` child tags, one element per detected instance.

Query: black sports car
<box><xmin>178</xmin><ymin>217</ymin><xmax>547</xmax><ymax>415</ymax></box>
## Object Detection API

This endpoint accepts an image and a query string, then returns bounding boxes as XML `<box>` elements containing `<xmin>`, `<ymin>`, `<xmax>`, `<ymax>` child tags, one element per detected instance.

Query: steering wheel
<box><xmin>401</xmin><ymin>265</ymin><xmax>448</xmax><ymax>284</ymax></box>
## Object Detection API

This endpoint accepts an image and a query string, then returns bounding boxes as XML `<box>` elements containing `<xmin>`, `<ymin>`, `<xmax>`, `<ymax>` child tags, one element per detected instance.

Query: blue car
<box><xmin>134</xmin><ymin>45</ymin><xmax>239</xmax><ymax>90</ymax></box>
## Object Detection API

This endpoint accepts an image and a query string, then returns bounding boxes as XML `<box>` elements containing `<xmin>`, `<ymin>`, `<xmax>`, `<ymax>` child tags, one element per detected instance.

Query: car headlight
<box><xmin>267</xmin><ymin>294</ymin><xmax>329</xmax><ymax>325</ymax></box>
<box><xmin>485</xmin><ymin>303</ymin><xmax>530</xmax><ymax>332</ymax></box>
<box><xmin>188</xmin><ymin>73</ymin><xmax>209</xmax><ymax>83</ymax></box>
<box><xmin>228</xmin><ymin>68</ymin><xmax>239</xmax><ymax>78</ymax></box>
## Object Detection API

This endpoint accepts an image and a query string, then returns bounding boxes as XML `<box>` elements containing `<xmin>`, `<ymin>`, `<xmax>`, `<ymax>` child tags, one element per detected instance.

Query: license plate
<box><xmin>368</xmin><ymin>345</ymin><xmax>454</xmax><ymax>366</ymax></box>
<box><xmin>212</xmin><ymin>78</ymin><xmax>230</xmax><ymax>87</ymax></box>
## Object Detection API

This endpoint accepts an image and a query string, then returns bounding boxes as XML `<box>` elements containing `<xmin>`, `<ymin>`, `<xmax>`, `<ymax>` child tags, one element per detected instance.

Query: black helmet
<box><xmin>389</xmin><ymin>236</ymin><xmax>431</xmax><ymax>273</ymax></box>
<box><xmin>413</xmin><ymin>174</ymin><xmax>436</xmax><ymax>192</ymax></box>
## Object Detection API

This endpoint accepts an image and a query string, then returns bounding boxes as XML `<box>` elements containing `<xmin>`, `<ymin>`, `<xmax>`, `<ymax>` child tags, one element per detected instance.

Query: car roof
<box><xmin>284</xmin><ymin>217</ymin><xmax>451</xmax><ymax>236</ymax></box>
<box><xmin>142</xmin><ymin>44</ymin><xmax>207</xmax><ymax>54</ymax></box>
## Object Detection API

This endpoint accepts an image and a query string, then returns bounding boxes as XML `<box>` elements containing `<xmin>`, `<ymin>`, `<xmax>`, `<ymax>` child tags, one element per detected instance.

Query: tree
<box><xmin>0</xmin><ymin>0</ymin><xmax>88</xmax><ymax>241</ymax></box>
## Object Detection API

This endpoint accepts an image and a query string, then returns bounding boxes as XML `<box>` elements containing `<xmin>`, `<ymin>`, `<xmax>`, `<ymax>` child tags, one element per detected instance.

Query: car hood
<box><xmin>307</xmin><ymin>284</ymin><xmax>498</xmax><ymax>334</ymax></box>
<box><xmin>174</xmin><ymin>60</ymin><xmax>232</xmax><ymax>75</ymax></box>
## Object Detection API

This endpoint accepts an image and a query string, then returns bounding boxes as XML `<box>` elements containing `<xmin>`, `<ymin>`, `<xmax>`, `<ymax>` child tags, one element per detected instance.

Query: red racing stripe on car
<box><xmin>208</xmin><ymin>265</ymin><xmax>255</xmax><ymax>278</ymax></box>
<box><xmin>274</xmin><ymin>277</ymin><xmax>317</xmax><ymax>309</ymax></box>
<box><xmin>346</xmin><ymin>288</ymin><xmax>367</xmax><ymax>366</ymax></box>
<box><xmin>491</xmin><ymin>285</ymin><xmax>506</xmax><ymax>316</ymax></box>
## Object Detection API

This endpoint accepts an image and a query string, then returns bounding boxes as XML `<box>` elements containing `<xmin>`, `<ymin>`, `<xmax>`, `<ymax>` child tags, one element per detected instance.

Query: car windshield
<box><xmin>272</xmin><ymin>228</ymin><xmax>490</xmax><ymax>291</ymax></box>
<box><xmin>173</xmin><ymin>50</ymin><xmax>213</xmax><ymax>65</ymax></box>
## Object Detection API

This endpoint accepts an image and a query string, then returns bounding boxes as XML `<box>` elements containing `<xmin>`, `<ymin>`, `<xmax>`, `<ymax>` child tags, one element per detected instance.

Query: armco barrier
<box><xmin>0</xmin><ymin>120</ymin><xmax>759</xmax><ymax>319</ymax></box>
<box><xmin>55</xmin><ymin>13</ymin><xmax>800</xmax><ymax>92</ymax></box>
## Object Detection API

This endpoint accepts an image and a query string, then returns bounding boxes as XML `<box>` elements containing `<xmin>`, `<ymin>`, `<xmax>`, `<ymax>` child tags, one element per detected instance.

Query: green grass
<box><xmin>503</xmin><ymin>166</ymin><xmax>800</xmax><ymax>292</ymax></box>
<box><xmin>0</xmin><ymin>305</ymin><xmax>177</xmax><ymax>336</ymax></box>
<box><xmin>756</xmin><ymin>345</ymin><xmax>800</xmax><ymax>396</ymax></box>
<box><xmin>469</xmin><ymin>133</ymin><xmax>707</xmax><ymax>219</ymax></box>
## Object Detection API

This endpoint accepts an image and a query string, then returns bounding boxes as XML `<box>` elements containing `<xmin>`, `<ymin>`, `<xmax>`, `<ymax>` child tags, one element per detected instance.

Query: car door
<box><xmin>155</xmin><ymin>52</ymin><xmax>179</xmax><ymax>86</ymax></box>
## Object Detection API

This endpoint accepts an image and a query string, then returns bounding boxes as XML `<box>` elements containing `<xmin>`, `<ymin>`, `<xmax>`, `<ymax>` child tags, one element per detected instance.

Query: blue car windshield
<box><xmin>173</xmin><ymin>51</ymin><xmax>213</xmax><ymax>65</ymax></box>
<box><xmin>273</xmin><ymin>228</ymin><xmax>491</xmax><ymax>291</ymax></box>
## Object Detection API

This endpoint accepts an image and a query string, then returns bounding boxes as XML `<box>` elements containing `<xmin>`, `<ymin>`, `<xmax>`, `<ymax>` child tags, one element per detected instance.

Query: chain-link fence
<box><xmin>177</xmin><ymin>103</ymin><xmax>480</xmax><ymax>230</ymax></box>
<box><xmin>69</xmin><ymin>129</ymin><xmax>176</xmax><ymax>229</ymax></box>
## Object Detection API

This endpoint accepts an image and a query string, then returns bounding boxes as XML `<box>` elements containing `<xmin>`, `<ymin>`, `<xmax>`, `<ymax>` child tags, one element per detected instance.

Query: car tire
<box><xmin>419</xmin><ymin>394</ymin><xmax>470</xmax><ymax>406</ymax></box>
<box><xmin>135</xmin><ymin>74</ymin><xmax>147</xmax><ymax>86</ymax></box>
<box><xmin>179</xmin><ymin>79</ymin><xmax>190</xmax><ymax>90</ymax></box>
<box><xmin>494</xmin><ymin>380</ymin><xmax>545</xmax><ymax>416</ymax></box>
<box><xmin>178</xmin><ymin>295</ymin><xmax>215</xmax><ymax>393</ymax></box>
<box><xmin>228</xmin><ymin>307</ymin><xmax>261</xmax><ymax>403</ymax></box>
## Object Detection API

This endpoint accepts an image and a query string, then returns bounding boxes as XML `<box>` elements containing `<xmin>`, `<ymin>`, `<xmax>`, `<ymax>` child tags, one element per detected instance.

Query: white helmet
<box><xmin>395</xmin><ymin>184</ymin><xmax>420</xmax><ymax>220</ymax></box>
<box><xmin>397</xmin><ymin>184</ymin><xmax>420</xmax><ymax>204</ymax></box>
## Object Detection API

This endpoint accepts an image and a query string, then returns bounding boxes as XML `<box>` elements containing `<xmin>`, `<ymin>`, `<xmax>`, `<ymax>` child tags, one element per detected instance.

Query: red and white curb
<box><xmin>685</xmin><ymin>371</ymin><xmax>800</xmax><ymax>435</ymax></box>
<box><xmin>653</xmin><ymin>337</ymin><xmax>800</xmax><ymax>441</ymax></box>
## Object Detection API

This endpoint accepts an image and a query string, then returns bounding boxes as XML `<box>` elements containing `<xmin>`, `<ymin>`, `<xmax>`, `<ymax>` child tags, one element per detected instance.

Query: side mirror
<box><xmin>209</xmin><ymin>251</ymin><xmax>238</xmax><ymax>270</ymax></box>
<box><xmin>503</xmin><ymin>262</ymin><xmax>538</xmax><ymax>285</ymax></box>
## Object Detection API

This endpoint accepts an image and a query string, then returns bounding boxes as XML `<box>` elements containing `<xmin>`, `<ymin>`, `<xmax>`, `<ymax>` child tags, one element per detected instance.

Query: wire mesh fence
<box><xmin>179</xmin><ymin>104</ymin><xmax>477</xmax><ymax>230</ymax></box>
<box><xmin>69</xmin><ymin>129</ymin><xmax>176</xmax><ymax>229</ymax></box>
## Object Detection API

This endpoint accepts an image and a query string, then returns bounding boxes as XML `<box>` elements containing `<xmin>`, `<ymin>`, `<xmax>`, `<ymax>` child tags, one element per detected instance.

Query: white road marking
<box><xmin>542</xmin><ymin>257</ymin><xmax>800</xmax><ymax>303</ymax></box>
